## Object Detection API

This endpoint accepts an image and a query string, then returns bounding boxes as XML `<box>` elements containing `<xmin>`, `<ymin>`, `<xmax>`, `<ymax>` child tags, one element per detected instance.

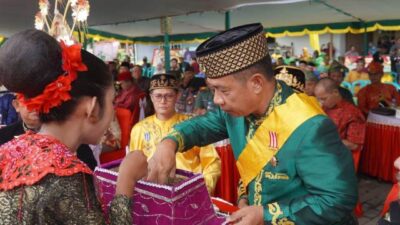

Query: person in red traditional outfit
<box><xmin>114</xmin><ymin>71</ymin><xmax>144</xmax><ymax>111</ymax></box>
<box><xmin>0</xmin><ymin>29</ymin><xmax>147</xmax><ymax>224</ymax></box>
<box><xmin>314</xmin><ymin>77</ymin><xmax>366</xmax><ymax>217</ymax></box>
<box><xmin>315</xmin><ymin>78</ymin><xmax>366</xmax><ymax>167</ymax></box>
<box><xmin>357</xmin><ymin>62</ymin><xmax>400</xmax><ymax>116</ymax></box>
<box><xmin>0</xmin><ymin>97</ymin><xmax>98</xmax><ymax>170</ymax></box>
<box><xmin>191</xmin><ymin>57</ymin><xmax>200</xmax><ymax>74</ymax></box>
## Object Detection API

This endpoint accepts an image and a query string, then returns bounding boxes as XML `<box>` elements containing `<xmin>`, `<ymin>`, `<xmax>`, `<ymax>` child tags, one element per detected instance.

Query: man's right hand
<box><xmin>237</xmin><ymin>198</ymin><xmax>249</xmax><ymax>209</ymax></box>
<box><xmin>226</xmin><ymin>205</ymin><xmax>264</xmax><ymax>225</ymax></box>
<box><xmin>146</xmin><ymin>139</ymin><xmax>177</xmax><ymax>184</ymax></box>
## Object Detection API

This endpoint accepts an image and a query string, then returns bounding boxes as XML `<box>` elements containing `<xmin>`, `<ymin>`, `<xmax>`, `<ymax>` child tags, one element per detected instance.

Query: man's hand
<box><xmin>116</xmin><ymin>151</ymin><xmax>148</xmax><ymax>197</ymax></box>
<box><xmin>146</xmin><ymin>139</ymin><xmax>177</xmax><ymax>184</ymax></box>
<box><xmin>226</xmin><ymin>205</ymin><xmax>264</xmax><ymax>225</ymax></box>
<box><xmin>342</xmin><ymin>139</ymin><xmax>358</xmax><ymax>150</ymax></box>
<box><xmin>237</xmin><ymin>198</ymin><xmax>249</xmax><ymax>209</ymax></box>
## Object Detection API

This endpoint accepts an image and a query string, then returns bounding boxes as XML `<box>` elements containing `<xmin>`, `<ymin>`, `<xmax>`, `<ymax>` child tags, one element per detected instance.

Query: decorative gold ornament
<box><xmin>150</xmin><ymin>74</ymin><xmax>178</xmax><ymax>91</ymax></box>
<box><xmin>34</xmin><ymin>0</ymin><xmax>90</xmax><ymax>45</ymax></box>
<box><xmin>275</xmin><ymin>66</ymin><xmax>305</xmax><ymax>92</ymax></box>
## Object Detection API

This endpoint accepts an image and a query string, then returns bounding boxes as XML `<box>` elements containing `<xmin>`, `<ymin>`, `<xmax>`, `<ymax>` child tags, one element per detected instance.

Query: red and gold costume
<box><xmin>0</xmin><ymin>132</ymin><xmax>131</xmax><ymax>224</ymax></box>
<box><xmin>357</xmin><ymin>83</ymin><xmax>400</xmax><ymax>115</ymax></box>
<box><xmin>324</xmin><ymin>100</ymin><xmax>366</xmax><ymax>148</ymax></box>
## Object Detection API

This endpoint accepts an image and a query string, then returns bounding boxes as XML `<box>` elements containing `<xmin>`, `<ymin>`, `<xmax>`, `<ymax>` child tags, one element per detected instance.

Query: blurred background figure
<box><xmin>0</xmin><ymin>84</ymin><xmax>17</xmax><ymax>127</ymax></box>
<box><xmin>357</xmin><ymin>61</ymin><xmax>400</xmax><ymax>116</ymax></box>
<box><xmin>304</xmin><ymin>70</ymin><xmax>319</xmax><ymax>96</ymax></box>
<box><xmin>118</xmin><ymin>61</ymin><xmax>131</xmax><ymax>73</ymax></box>
<box><xmin>328</xmin><ymin>61</ymin><xmax>354</xmax><ymax>104</ymax></box>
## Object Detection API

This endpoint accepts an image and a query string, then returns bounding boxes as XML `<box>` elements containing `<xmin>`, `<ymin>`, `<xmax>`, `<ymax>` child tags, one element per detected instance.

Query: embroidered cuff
<box><xmin>110</xmin><ymin>194</ymin><xmax>132</xmax><ymax>225</ymax></box>
<box><xmin>263</xmin><ymin>202</ymin><xmax>293</xmax><ymax>224</ymax></box>
<box><xmin>164</xmin><ymin>129</ymin><xmax>185</xmax><ymax>152</ymax></box>
<box><xmin>237</xmin><ymin>179</ymin><xmax>248</xmax><ymax>202</ymax></box>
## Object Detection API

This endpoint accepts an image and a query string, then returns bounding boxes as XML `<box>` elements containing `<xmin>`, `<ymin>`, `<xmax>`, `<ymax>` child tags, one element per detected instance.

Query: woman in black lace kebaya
<box><xmin>0</xmin><ymin>29</ymin><xmax>147</xmax><ymax>225</ymax></box>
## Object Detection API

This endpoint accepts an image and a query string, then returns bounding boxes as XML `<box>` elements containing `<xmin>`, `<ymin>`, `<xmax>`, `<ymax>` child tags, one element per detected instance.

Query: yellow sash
<box><xmin>236</xmin><ymin>94</ymin><xmax>324</xmax><ymax>187</ymax></box>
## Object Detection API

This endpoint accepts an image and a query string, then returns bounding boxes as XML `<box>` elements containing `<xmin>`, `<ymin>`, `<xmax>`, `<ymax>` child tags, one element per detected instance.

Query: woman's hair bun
<box><xmin>0</xmin><ymin>29</ymin><xmax>63</xmax><ymax>98</ymax></box>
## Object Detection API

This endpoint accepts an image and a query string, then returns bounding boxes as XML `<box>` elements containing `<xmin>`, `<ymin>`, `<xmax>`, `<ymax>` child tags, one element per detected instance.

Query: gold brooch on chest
<box><xmin>269</xmin><ymin>156</ymin><xmax>279</xmax><ymax>167</ymax></box>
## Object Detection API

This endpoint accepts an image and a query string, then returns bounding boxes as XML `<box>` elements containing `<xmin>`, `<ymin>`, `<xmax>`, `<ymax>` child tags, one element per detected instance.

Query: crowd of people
<box><xmin>0</xmin><ymin>23</ymin><xmax>399</xmax><ymax>225</ymax></box>
<box><xmin>274</xmin><ymin>49</ymin><xmax>400</xmax><ymax>115</ymax></box>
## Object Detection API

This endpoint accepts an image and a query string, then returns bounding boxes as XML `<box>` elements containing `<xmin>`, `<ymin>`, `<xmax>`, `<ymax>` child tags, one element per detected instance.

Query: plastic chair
<box><xmin>340</xmin><ymin>81</ymin><xmax>352</xmax><ymax>94</ymax></box>
<box><xmin>351</xmin><ymin>80</ymin><xmax>371</xmax><ymax>94</ymax></box>
<box><xmin>146</xmin><ymin>67</ymin><xmax>155</xmax><ymax>77</ymax></box>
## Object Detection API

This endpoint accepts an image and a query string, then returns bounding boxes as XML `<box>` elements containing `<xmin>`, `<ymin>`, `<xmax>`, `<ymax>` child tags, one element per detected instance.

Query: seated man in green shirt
<box><xmin>146</xmin><ymin>23</ymin><xmax>358</xmax><ymax>225</ymax></box>
<box><xmin>193</xmin><ymin>86</ymin><xmax>216</xmax><ymax>116</ymax></box>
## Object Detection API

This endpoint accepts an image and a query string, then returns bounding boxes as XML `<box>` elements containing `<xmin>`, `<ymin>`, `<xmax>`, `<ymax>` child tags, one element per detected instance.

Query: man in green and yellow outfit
<box><xmin>146</xmin><ymin>23</ymin><xmax>357</xmax><ymax>225</ymax></box>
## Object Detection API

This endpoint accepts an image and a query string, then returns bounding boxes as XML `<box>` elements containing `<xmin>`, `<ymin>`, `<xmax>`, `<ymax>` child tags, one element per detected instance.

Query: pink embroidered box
<box><xmin>93</xmin><ymin>159</ymin><xmax>226</xmax><ymax>225</ymax></box>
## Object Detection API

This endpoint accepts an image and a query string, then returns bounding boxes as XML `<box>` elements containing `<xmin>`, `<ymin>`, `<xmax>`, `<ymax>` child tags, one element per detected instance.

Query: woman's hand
<box><xmin>116</xmin><ymin>151</ymin><xmax>148</xmax><ymax>197</ymax></box>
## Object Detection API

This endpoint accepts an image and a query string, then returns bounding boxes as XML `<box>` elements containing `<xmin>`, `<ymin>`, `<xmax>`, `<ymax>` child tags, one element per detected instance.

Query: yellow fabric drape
<box><xmin>236</xmin><ymin>94</ymin><xmax>324</xmax><ymax>187</ymax></box>
<box><xmin>72</xmin><ymin>31</ymin><xmax>135</xmax><ymax>45</ymax></box>
<box><xmin>266</xmin><ymin>22</ymin><xmax>400</xmax><ymax>38</ymax></box>
<box><xmin>309</xmin><ymin>33</ymin><xmax>320</xmax><ymax>52</ymax></box>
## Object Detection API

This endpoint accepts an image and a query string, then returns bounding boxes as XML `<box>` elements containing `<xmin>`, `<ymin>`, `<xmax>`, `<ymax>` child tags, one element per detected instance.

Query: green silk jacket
<box><xmin>166</xmin><ymin>81</ymin><xmax>358</xmax><ymax>225</ymax></box>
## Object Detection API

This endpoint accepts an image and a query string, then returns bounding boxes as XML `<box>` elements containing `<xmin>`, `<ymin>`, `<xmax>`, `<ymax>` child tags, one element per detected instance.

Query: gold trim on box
<box><xmin>135</xmin><ymin>182</ymin><xmax>204</xmax><ymax>203</ymax></box>
<box><xmin>197</xmin><ymin>31</ymin><xmax>268</xmax><ymax>79</ymax></box>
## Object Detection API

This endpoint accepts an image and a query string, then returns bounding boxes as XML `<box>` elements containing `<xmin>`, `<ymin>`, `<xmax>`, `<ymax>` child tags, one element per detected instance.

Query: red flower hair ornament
<box><xmin>16</xmin><ymin>41</ymin><xmax>88</xmax><ymax>114</ymax></box>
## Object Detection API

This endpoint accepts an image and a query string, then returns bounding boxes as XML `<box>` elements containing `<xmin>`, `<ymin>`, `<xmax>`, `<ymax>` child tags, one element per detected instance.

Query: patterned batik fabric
<box><xmin>0</xmin><ymin>132</ymin><xmax>132</xmax><ymax>225</ymax></box>
<box><xmin>0</xmin><ymin>132</ymin><xmax>92</xmax><ymax>190</ymax></box>
<box><xmin>0</xmin><ymin>173</ymin><xmax>132</xmax><ymax>225</ymax></box>
<box><xmin>357</xmin><ymin>83</ymin><xmax>400</xmax><ymax>115</ymax></box>
<box><xmin>324</xmin><ymin>99</ymin><xmax>366</xmax><ymax>145</ymax></box>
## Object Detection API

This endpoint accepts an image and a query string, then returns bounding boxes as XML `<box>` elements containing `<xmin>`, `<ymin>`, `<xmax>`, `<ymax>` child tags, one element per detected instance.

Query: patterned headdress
<box><xmin>16</xmin><ymin>41</ymin><xmax>87</xmax><ymax>114</ymax></box>
<box><xmin>149</xmin><ymin>74</ymin><xmax>178</xmax><ymax>91</ymax></box>
<box><xmin>195</xmin><ymin>23</ymin><xmax>269</xmax><ymax>79</ymax></box>
<box><xmin>274</xmin><ymin>66</ymin><xmax>305</xmax><ymax>92</ymax></box>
